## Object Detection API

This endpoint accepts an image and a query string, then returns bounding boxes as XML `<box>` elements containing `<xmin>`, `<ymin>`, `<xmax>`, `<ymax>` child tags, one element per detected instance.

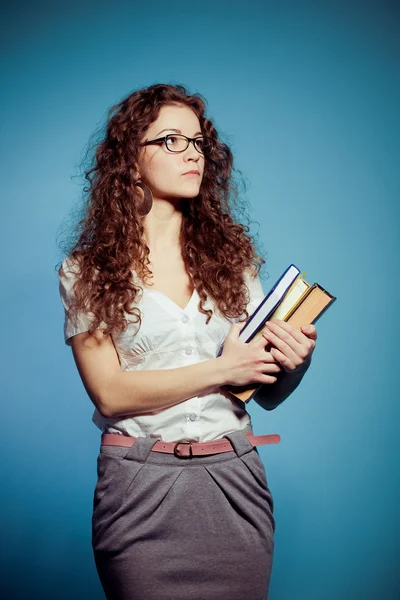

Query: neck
<box><xmin>142</xmin><ymin>197</ymin><xmax>183</xmax><ymax>251</ymax></box>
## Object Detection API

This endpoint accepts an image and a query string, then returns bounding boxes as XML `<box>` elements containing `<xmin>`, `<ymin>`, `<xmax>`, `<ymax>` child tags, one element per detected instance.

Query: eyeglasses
<box><xmin>140</xmin><ymin>134</ymin><xmax>214</xmax><ymax>155</ymax></box>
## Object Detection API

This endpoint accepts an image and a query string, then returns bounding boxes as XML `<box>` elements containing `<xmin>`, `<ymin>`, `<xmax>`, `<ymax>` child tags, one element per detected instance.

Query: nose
<box><xmin>184</xmin><ymin>142</ymin><xmax>201</xmax><ymax>162</ymax></box>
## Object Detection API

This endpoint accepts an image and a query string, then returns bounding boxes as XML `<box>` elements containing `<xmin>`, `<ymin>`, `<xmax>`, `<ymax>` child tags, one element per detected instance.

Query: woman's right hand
<box><xmin>219</xmin><ymin>321</ymin><xmax>281</xmax><ymax>387</ymax></box>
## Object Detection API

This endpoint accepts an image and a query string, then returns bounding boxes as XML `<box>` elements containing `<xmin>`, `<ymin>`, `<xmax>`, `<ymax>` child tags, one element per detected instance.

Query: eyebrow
<box><xmin>155</xmin><ymin>128</ymin><xmax>202</xmax><ymax>137</ymax></box>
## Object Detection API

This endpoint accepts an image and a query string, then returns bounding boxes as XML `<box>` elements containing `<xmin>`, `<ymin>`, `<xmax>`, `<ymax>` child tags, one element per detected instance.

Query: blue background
<box><xmin>1</xmin><ymin>1</ymin><xmax>399</xmax><ymax>598</ymax></box>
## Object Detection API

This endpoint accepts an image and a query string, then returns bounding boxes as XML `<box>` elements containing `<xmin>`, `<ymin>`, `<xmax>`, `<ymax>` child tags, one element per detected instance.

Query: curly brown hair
<box><xmin>57</xmin><ymin>83</ymin><xmax>267</xmax><ymax>339</ymax></box>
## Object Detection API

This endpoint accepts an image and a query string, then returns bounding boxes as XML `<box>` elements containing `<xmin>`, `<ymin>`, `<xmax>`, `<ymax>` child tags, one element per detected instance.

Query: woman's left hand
<box><xmin>262</xmin><ymin>319</ymin><xmax>318</xmax><ymax>375</ymax></box>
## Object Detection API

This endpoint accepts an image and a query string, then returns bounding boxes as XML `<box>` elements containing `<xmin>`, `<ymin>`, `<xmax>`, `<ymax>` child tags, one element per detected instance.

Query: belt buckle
<box><xmin>173</xmin><ymin>439</ymin><xmax>193</xmax><ymax>458</ymax></box>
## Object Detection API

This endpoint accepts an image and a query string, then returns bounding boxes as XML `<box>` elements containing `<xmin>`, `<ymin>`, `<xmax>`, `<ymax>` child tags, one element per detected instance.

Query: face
<box><xmin>137</xmin><ymin>104</ymin><xmax>205</xmax><ymax>202</ymax></box>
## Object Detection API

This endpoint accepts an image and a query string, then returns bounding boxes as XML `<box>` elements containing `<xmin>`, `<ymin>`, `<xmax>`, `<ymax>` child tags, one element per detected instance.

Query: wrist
<box><xmin>214</xmin><ymin>356</ymin><xmax>232</xmax><ymax>386</ymax></box>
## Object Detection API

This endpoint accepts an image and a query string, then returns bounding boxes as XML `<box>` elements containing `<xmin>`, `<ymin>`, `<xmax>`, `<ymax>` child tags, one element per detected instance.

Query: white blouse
<box><xmin>58</xmin><ymin>257</ymin><xmax>265</xmax><ymax>442</ymax></box>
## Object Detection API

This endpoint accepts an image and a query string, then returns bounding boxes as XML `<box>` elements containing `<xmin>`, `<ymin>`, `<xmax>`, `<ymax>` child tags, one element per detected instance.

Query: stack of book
<box><xmin>218</xmin><ymin>264</ymin><xmax>336</xmax><ymax>402</ymax></box>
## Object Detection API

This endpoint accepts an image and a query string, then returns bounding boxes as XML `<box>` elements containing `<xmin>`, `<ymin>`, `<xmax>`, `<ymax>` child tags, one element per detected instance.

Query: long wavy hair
<box><xmin>57</xmin><ymin>83</ymin><xmax>267</xmax><ymax>339</ymax></box>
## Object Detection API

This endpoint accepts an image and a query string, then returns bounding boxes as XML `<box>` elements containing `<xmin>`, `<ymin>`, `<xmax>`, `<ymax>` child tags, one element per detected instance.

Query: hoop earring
<box><xmin>135</xmin><ymin>180</ymin><xmax>153</xmax><ymax>215</ymax></box>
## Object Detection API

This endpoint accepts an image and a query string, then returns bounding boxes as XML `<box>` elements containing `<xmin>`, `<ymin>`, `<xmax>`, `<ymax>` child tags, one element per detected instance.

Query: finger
<box><xmin>246</xmin><ymin>334</ymin><xmax>276</xmax><ymax>361</ymax></box>
<box><xmin>263</xmin><ymin>328</ymin><xmax>299</xmax><ymax>365</ymax></box>
<box><xmin>259</xmin><ymin>336</ymin><xmax>277</xmax><ymax>359</ymax></box>
<box><xmin>300</xmin><ymin>324</ymin><xmax>318</xmax><ymax>340</ymax></box>
<box><xmin>259</xmin><ymin>332</ymin><xmax>288</xmax><ymax>363</ymax></box>
<box><xmin>269</xmin><ymin>319</ymin><xmax>316</xmax><ymax>345</ymax></box>
<box><xmin>261</xmin><ymin>351</ymin><xmax>279</xmax><ymax>363</ymax></box>
<box><xmin>249</xmin><ymin>329</ymin><xmax>270</xmax><ymax>345</ymax></box>
<box><xmin>264</xmin><ymin>320</ymin><xmax>305</xmax><ymax>356</ymax></box>
<box><xmin>271</xmin><ymin>347</ymin><xmax>310</xmax><ymax>374</ymax></box>
<box><xmin>229</xmin><ymin>321</ymin><xmax>246</xmax><ymax>338</ymax></box>
<box><xmin>248</xmin><ymin>331</ymin><xmax>273</xmax><ymax>355</ymax></box>
<box><xmin>267</xmin><ymin>320</ymin><xmax>317</xmax><ymax>357</ymax></box>
<box><xmin>263</xmin><ymin>362</ymin><xmax>282</xmax><ymax>373</ymax></box>
<box><xmin>260</xmin><ymin>374</ymin><xmax>279</xmax><ymax>384</ymax></box>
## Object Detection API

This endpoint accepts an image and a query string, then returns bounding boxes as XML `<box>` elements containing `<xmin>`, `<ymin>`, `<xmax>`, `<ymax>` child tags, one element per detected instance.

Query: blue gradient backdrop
<box><xmin>1</xmin><ymin>1</ymin><xmax>399</xmax><ymax>598</ymax></box>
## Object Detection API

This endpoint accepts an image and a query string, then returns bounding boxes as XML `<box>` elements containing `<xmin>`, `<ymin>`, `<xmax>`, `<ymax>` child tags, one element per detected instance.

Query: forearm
<box><xmin>100</xmin><ymin>357</ymin><xmax>230</xmax><ymax>418</ymax></box>
<box><xmin>253</xmin><ymin>359</ymin><xmax>312</xmax><ymax>411</ymax></box>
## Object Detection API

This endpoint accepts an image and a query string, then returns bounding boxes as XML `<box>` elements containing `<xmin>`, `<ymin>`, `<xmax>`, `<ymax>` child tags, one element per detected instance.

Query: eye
<box><xmin>165</xmin><ymin>135</ymin><xmax>179</xmax><ymax>147</ymax></box>
<box><xmin>164</xmin><ymin>134</ymin><xmax>188</xmax><ymax>152</ymax></box>
<box><xmin>196</xmin><ymin>137</ymin><xmax>213</xmax><ymax>154</ymax></box>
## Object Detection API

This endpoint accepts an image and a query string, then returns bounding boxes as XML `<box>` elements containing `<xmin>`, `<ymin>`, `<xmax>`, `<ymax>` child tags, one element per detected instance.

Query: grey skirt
<box><xmin>92</xmin><ymin>424</ymin><xmax>276</xmax><ymax>600</ymax></box>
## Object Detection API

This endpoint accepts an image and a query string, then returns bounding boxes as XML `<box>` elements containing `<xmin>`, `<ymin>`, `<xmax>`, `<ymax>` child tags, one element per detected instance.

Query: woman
<box><xmin>58</xmin><ymin>83</ymin><xmax>317</xmax><ymax>600</ymax></box>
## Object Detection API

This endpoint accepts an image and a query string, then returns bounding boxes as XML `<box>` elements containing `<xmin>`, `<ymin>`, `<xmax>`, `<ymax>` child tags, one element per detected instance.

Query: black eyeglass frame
<box><xmin>140</xmin><ymin>134</ymin><xmax>214</xmax><ymax>154</ymax></box>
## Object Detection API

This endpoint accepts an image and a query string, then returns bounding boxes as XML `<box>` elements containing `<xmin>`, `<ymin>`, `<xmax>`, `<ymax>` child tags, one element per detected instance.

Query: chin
<box><xmin>184</xmin><ymin>191</ymin><xmax>201</xmax><ymax>199</ymax></box>
<box><xmin>163</xmin><ymin>183</ymin><xmax>202</xmax><ymax>201</ymax></box>
<box><xmin>177</xmin><ymin>185</ymin><xmax>202</xmax><ymax>198</ymax></box>
<box><xmin>182</xmin><ymin>182</ymin><xmax>202</xmax><ymax>192</ymax></box>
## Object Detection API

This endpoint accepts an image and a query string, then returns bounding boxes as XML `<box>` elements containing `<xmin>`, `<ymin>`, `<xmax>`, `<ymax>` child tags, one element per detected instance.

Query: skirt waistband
<box><xmin>101</xmin><ymin>431</ymin><xmax>281</xmax><ymax>458</ymax></box>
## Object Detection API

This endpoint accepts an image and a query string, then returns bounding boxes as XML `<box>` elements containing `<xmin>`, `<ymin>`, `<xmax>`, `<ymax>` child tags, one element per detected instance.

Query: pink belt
<box><xmin>101</xmin><ymin>431</ymin><xmax>281</xmax><ymax>458</ymax></box>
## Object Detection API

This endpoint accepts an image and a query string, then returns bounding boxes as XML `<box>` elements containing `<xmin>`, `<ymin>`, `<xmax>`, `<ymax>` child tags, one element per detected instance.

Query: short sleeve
<box><xmin>58</xmin><ymin>256</ymin><xmax>97</xmax><ymax>346</ymax></box>
<box><xmin>244</xmin><ymin>266</ymin><xmax>265</xmax><ymax>316</ymax></box>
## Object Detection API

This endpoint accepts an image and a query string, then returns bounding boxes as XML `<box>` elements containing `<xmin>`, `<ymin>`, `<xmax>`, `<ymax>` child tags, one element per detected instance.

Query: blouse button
<box><xmin>185</xmin><ymin>347</ymin><xmax>192</xmax><ymax>355</ymax></box>
<box><xmin>182</xmin><ymin>315</ymin><xmax>189</xmax><ymax>323</ymax></box>
<box><xmin>189</xmin><ymin>413</ymin><xmax>197</xmax><ymax>421</ymax></box>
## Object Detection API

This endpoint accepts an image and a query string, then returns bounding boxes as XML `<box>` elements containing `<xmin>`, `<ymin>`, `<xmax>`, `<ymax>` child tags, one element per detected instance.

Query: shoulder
<box><xmin>58</xmin><ymin>253</ymin><xmax>82</xmax><ymax>278</ymax></box>
<box><xmin>58</xmin><ymin>254</ymin><xmax>85</xmax><ymax>306</ymax></box>
<box><xmin>243</xmin><ymin>265</ymin><xmax>265</xmax><ymax>311</ymax></box>
<box><xmin>243</xmin><ymin>264</ymin><xmax>263</xmax><ymax>291</ymax></box>
<box><xmin>58</xmin><ymin>253</ymin><xmax>90</xmax><ymax>289</ymax></box>
<box><xmin>243</xmin><ymin>264</ymin><xmax>258</xmax><ymax>282</ymax></box>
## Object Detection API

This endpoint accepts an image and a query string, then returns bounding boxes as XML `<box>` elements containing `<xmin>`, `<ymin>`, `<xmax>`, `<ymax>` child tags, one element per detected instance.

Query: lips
<box><xmin>182</xmin><ymin>170</ymin><xmax>200</xmax><ymax>175</ymax></box>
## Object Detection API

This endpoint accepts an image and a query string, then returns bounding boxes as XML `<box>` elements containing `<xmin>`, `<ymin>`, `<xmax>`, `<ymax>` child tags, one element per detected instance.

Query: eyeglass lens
<box><xmin>165</xmin><ymin>134</ymin><xmax>212</xmax><ymax>153</ymax></box>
